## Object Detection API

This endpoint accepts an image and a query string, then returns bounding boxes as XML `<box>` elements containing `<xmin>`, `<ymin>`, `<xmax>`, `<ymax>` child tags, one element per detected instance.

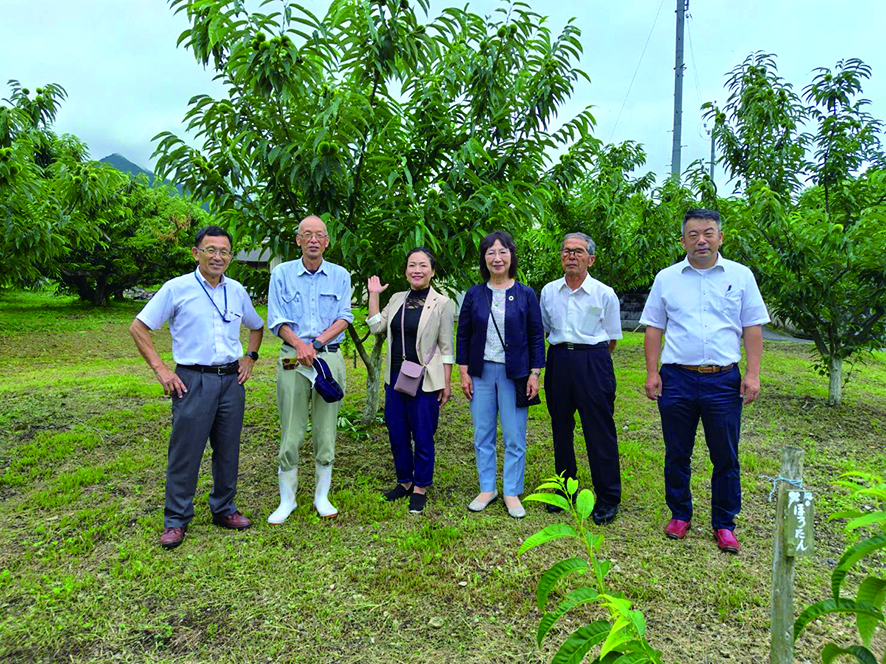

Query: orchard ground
<box><xmin>0</xmin><ymin>290</ymin><xmax>884</xmax><ymax>663</ymax></box>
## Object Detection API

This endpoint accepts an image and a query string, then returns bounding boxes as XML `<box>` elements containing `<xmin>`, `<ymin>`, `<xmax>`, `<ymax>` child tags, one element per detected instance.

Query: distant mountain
<box><xmin>99</xmin><ymin>153</ymin><xmax>156</xmax><ymax>183</ymax></box>
<box><xmin>100</xmin><ymin>152</ymin><xmax>211</xmax><ymax>212</ymax></box>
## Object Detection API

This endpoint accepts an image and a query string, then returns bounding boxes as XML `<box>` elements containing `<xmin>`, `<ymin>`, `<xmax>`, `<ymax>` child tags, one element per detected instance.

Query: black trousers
<box><xmin>165</xmin><ymin>367</ymin><xmax>245</xmax><ymax>528</ymax></box>
<box><xmin>544</xmin><ymin>344</ymin><xmax>621</xmax><ymax>506</ymax></box>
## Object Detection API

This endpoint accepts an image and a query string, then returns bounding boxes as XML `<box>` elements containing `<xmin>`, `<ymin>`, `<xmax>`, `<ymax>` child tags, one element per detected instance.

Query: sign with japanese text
<box><xmin>785</xmin><ymin>490</ymin><xmax>814</xmax><ymax>557</ymax></box>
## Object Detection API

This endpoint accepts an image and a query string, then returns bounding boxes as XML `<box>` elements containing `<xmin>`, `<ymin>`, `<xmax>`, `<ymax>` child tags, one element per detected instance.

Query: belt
<box><xmin>677</xmin><ymin>363</ymin><xmax>735</xmax><ymax>374</ymax></box>
<box><xmin>283</xmin><ymin>341</ymin><xmax>340</xmax><ymax>353</ymax></box>
<box><xmin>177</xmin><ymin>361</ymin><xmax>240</xmax><ymax>375</ymax></box>
<box><xmin>553</xmin><ymin>342</ymin><xmax>608</xmax><ymax>351</ymax></box>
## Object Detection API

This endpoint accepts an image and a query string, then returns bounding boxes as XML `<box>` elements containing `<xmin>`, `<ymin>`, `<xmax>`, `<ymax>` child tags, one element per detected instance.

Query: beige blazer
<box><xmin>367</xmin><ymin>285</ymin><xmax>455</xmax><ymax>392</ymax></box>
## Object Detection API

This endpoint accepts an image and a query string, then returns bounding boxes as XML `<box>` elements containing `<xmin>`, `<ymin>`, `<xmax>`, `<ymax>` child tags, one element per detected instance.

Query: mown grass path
<box><xmin>1</xmin><ymin>291</ymin><xmax>884</xmax><ymax>663</ymax></box>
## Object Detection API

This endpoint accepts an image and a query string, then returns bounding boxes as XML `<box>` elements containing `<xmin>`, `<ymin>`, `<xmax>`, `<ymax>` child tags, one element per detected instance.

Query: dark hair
<box><xmin>682</xmin><ymin>209</ymin><xmax>721</xmax><ymax>232</ymax></box>
<box><xmin>404</xmin><ymin>247</ymin><xmax>438</xmax><ymax>272</ymax></box>
<box><xmin>478</xmin><ymin>230</ymin><xmax>518</xmax><ymax>281</ymax></box>
<box><xmin>195</xmin><ymin>225</ymin><xmax>233</xmax><ymax>248</ymax></box>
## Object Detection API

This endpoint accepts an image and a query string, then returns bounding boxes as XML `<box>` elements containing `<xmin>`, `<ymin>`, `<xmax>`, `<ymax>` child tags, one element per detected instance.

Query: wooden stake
<box><xmin>770</xmin><ymin>445</ymin><xmax>804</xmax><ymax>663</ymax></box>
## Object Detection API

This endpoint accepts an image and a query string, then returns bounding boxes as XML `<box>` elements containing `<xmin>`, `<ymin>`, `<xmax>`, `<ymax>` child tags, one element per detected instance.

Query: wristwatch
<box><xmin>312</xmin><ymin>339</ymin><xmax>325</xmax><ymax>351</ymax></box>
<box><xmin>530</xmin><ymin>369</ymin><xmax>541</xmax><ymax>377</ymax></box>
<box><xmin>246</xmin><ymin>351</ymin><xmax>259</xmax><ymax>361</ymax></box>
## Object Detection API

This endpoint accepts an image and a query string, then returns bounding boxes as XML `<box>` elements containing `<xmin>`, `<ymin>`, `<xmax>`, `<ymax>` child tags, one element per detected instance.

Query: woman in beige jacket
<box><xmin>366</xmin><ymin>248</ymin><xmax>455</xmax><ymax>514</ymax></box>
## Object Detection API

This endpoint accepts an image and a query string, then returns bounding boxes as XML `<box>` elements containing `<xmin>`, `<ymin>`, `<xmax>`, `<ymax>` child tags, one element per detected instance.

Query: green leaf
<box><xmin>610</xmin><ymin>652</ymin><xmax>651</xmax><ymax>664</ymax></box>
<box><xmin>828</xmin><ymin>510</ymin><xmax>866</xmax><ymax>521</ymax></box>
<box><xmin>845</xmin><ymin>511</ymin><xmax>886</xmax><ymax>532</ymax></box>
<box><xmin>793</xmin><ymin>598</ymin><xmax>884</xmax><ymax>641</ymax></box>
<box><xmin>566</xmin><ymin>477</ymin><xmax>578</xmax><ymax>496</ymax></box>
<box><xmin>518</xmin><ymin>523</ymin><xmax>578</xmax><ymax>556</ymax></box>
<box><xmin>576</xmin><ymin>489</ymin><xmax>595</xmax><ymax>521</ymax></box>
<box><xmin>525</xmin><ymin>493</ymin><xmax>571</xmax><ymax>512</ymax></box>
<box><xmin>536</xmin><ymin>558</ymin><xmax>589</xmax><ymax>612</ymax></box>
<box><xmin>855</xmin><ymin>576</ymin><xmax>886</xmax><ymax>646</ymax></box>
<box><xmin>832</xmin><ymin>534</ymin><xmax>886</xmax><ymax>599</ymax></box>
<box><xmin>820</xmin><ymin>643</ymin><xmax>877</xmax><ymax>664</ymax></box>
<box><xmin>599</xmin><ymin>616</ymin><xmax>631</xmax><ymax>658</ymax></box>
<box><xmin>537</xmin><ymin>586</ymin><xmax>599</xmax><ymax>646</ymax></box>
<box><xmin>551</xmin><ymin>621</ymin><xmax>611</xmax><ymax>664</ymax></box>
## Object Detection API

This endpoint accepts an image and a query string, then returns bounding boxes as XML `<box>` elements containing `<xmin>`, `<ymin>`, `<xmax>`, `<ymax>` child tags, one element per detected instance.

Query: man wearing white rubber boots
<box><xmin>266</xmin><ymin>216</ymin><xmax>353</xmax><ymax>522</ymax></box>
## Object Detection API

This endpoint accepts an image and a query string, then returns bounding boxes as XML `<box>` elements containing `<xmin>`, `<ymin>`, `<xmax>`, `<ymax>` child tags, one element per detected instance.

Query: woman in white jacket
<box><xmin>366</xmin><ymin>247</ymin><xmax>455</xmax><ymax>514</ymax></box>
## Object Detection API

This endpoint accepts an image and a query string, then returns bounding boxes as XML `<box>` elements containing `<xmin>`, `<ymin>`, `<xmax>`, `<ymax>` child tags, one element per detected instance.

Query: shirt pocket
<box><xmin>319</xmin><ymin>291</ymin><xmax>341</xmax><ymax>320</ymax></box>
<box><xmin>281</xmin><ymin>290</ymin><xmax>303</xmax><ymax>319</ymax></box>
<box><xmin>715</xmin><ymin>287</ymin><xmax>743</xmax><ymax>319</ymax></box>
<box><xmin>582</xmin><ymin>305</ymin><xmax>603</xmax><ymax>331</ymax></box>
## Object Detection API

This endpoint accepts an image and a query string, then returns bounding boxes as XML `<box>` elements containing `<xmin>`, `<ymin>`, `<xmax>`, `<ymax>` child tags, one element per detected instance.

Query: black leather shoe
<box><xmin>592</xmin><ymin>503</ymin><xmax>619</xmax><ymax>526</ymax></box>
<box><xmin>545</xmin><ymin>503</ymin><xmax>564</xmax><ymax>513</ymax></box>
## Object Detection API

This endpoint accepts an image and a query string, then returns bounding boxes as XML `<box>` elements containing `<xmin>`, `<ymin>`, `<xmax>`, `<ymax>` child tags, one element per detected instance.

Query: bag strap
<box><xmin>487</xmin><ymin>287</ymin><xmax>508</xmax><ymax>350</ymax></box>
<box><xmin>399</xmin><ymin>297</ymin><xmax>408</xmax><ymax>361</ymax></box>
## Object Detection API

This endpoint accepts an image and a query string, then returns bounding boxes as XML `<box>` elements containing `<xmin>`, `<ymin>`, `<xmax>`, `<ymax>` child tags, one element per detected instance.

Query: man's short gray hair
<box><xmin>561</xmin><ymin>232</ymin><xmax>595</xmax><ymax>256</ymax></box>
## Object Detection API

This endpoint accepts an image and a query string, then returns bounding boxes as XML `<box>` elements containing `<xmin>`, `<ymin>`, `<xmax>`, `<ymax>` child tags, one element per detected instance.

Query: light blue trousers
<box><xmin>469</xmin><ymin>361</ymin><xmax>529</xmax><ymax>496</ymax></box>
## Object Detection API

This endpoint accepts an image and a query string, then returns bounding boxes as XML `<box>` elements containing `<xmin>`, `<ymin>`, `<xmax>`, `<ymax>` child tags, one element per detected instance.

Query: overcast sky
<box><xmin>2</xmin><ymin>0</ymin><xmax>884</xmax><ymax>190</ymax></box>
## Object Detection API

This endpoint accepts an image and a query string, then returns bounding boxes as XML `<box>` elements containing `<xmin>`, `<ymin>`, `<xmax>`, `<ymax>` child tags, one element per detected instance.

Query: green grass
<box><xmin>0</xmin><ymin>289</ymin><xmax>884</xmax><ymax>662</ymax></box>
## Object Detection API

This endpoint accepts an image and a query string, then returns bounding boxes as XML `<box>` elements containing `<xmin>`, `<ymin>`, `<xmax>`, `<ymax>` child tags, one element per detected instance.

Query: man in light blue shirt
<box><xmin>266</xmin><ymin>215</ymin><xmax>353</xmax><ymax>523</ymax></box>
<box><xmin>130</xmin><ymin>225</ymin><xmax>264</xmax><ymax>549</ymax></box>
<box><xmin>641</xmin><ymin>209</ymin><xmax>769</xmax><ymax>554</ymax></box>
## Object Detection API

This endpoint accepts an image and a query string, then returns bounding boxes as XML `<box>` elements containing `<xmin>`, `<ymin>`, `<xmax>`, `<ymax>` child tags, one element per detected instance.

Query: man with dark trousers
<box><xmin>641</xmin><ymin>209</ymin><xmax>768</xmax><ymax>554</ymax></box>
<box><xmin>540</xmin><ymin>232</ymin><xmax>622</xmax><ymax>525</ymax></box>
<box><xmin>130</xmin><ymin>225</ymin><xmax>264</xmax><ymax>549</ymax></box>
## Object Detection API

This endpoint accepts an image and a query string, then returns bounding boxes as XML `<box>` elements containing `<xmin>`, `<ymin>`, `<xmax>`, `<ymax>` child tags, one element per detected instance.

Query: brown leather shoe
<box><xmin>664</xmin><ymin>519</ymin><xmax>691</xmax><ymax>539</ymax></box>
<box><xmin>213</xmin><ymin>511</ymin><xmax>251</xmax><ymax>530</ymax></box>
<box><xmin>160</xmin><ymin>526</ymin><xmax>186</xmax><ymax>549</ymax></box>
<box><xmin>714</xmin><ymin>528</ymin><xmax>740</xmax><ymax>554</ymax></box>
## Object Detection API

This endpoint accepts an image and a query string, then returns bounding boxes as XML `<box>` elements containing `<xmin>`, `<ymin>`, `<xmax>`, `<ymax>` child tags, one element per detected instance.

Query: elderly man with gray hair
<box><xmin>539</xmin><ymin>232</ymin><xmax>623</xmax><ymax>524</ymax></box>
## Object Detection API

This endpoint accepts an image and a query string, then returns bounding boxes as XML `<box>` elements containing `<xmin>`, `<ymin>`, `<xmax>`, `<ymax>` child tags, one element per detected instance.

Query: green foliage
<box><xmin>0</xmin><ymin>80</ymin><xmax>91</xmax><ymax>285</ymax></box>
<box><xmin>794</xmin><ymin>472</ymin><xmax>886</xmax><ymax>661</ymax></box>
<box><xmin>521</xmin><ymin>144</ymin><xmax>708</xmax><ymax>295</ymax></box>
<box><xmin>706</xmin><ymin>54</ymin><xmax>886</xmax><ymax>406</ymax></box>
<box><xmin>56</xmin><ymin>176</ymin><xmax>209</xmax><ymax>305</ymax></box>
<box><xmin>1</xmin><ymin>80</ymin><xmax>209</xmax><ymax>301</ymax></box>
<box><xmin>520</xmin><ymin>475</ymin><xmax>663</xmax><ymax>663</ymax></box>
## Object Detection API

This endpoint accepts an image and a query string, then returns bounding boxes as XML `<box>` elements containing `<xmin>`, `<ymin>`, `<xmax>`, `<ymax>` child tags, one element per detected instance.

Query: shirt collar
<box><xmin>679</xmin><ymin>253</ymin><xmax>725</xmax><ymax>274</ymax></box>
<box><xmin>557</xmin><ymin>273</ymin><xmax>593</xmax><ymax>294</ymax></box>
<box><xmin>296</xmin><ymin>257</ymin><xmax>328</xmax><ymax>276</ymax></box>
<box><xmin>194</xmin><ymin>266</ymin><xmax>225</xmax><ymax>288</ymax></box>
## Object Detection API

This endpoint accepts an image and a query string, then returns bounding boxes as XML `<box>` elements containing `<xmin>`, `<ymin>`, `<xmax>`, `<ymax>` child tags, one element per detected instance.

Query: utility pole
<box><xmin>671</xmin><ymin>0</ymin><xmax>688</xmax><ymax>180</ymax></box>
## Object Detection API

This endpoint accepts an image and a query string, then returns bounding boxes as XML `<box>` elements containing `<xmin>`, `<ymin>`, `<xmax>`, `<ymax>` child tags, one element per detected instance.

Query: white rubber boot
<box><xmin>267</xmin><ymin>467</ymin><xmax>298</xmax><ymax>524</ymax></box>
<box><xmin>313</xmin><ymin>462</ymin><xmax>338</xmax><ymax>518</ymax></box>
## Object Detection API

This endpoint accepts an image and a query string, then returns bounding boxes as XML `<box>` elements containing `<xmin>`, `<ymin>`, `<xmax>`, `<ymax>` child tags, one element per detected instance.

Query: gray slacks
<box><xmin>165</xmin><ymin>367</ymin><xmax>245</xmax><ymax>528</ymax></box>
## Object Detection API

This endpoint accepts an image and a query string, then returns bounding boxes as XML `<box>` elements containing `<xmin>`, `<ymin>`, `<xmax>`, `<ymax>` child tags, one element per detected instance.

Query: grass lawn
<box><xmin>1</xmin><ymin>289</ymin><xmax>884</xmax><ymax>663</ymax></box>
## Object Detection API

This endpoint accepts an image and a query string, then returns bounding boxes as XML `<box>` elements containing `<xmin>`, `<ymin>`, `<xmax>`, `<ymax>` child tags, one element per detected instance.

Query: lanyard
<box><xmin>195</xmin><ymin>272</ymin><xmax>231</xmax><ymax>323</ymax></box>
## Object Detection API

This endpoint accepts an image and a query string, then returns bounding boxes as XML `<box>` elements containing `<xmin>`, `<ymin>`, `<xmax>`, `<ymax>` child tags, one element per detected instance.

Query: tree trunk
<box><xmin>827</xmin><ymin>357</ymin><xmax>842</xmax><ymax>407</ymax></box>
<box><xmin>347</xmin><ymin>323</ymin><xmax>385</xmax><ymax>426</ymax></box>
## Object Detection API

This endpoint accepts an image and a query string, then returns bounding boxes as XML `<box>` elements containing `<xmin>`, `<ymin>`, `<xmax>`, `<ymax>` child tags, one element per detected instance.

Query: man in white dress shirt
<box><xmin>640</xmin><ymin>209</ymin><xmax>769</xmax><ymax>554</ymax></box>
<box><xmin>130</xmin><ymin>226</ymin><xmax>264</xmax><ymax>549</ymax></box>
<box><xmin>540</xmin><ymin>232</ymin><xmax>623</xmax><ymax>525</ymax></box>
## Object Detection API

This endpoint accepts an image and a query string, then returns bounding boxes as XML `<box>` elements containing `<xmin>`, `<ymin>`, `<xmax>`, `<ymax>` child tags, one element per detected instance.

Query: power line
<box><xmin>609</xmin><ymin>0</ymin><xmax>667</xmax><ymax>143</ymax></box>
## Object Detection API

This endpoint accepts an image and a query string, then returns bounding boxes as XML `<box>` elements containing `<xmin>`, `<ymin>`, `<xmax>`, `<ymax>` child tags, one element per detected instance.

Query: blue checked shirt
<box><xmin>267</xmin><ymin>258</ymin><xmax>353</xmax><ymax>343</ymax></box>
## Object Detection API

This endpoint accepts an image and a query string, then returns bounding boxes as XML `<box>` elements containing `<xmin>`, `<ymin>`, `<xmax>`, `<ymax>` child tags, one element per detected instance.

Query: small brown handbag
<box><xmin>393</xmin><ymin>297</ymin><xmax>436</xmax><ymax>396</ymax></box>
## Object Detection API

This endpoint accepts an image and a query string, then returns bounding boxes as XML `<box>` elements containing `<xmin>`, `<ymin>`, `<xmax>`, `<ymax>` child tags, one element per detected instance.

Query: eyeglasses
<box><xmin>196</xmin><ymin>247</ymin><xmax>233</xmax><ymax>259</ymax></box>
<box><xmin>298</xmin><ymin>232</ymin><xmax>328</xmax><ymax>241</ymax></box>
<box><xmin>561</xmin><ymin>248</ymin><xmax>588</xmax><ymax>257</ymax></box>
